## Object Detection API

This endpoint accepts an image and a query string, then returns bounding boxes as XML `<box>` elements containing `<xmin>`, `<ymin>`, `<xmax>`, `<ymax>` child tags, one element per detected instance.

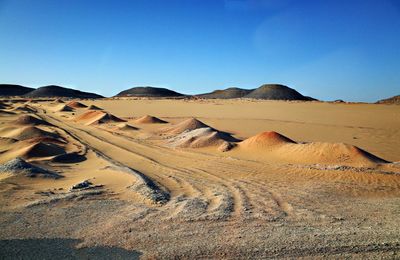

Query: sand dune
<box><xmin>75</xmin><ymin>110</ymin><xmax>126</xmax><ymax>125</ymax></box>
<box><xmin>67</xmin><ymin>101</ymin><xmax>87</xmax><ymax>108</ymax></box>
<box><xmin>11</xmin><ymin>104</ymin><xmax>36</xmax><ymax>113</ymax></box>
<box><xmin>117</xmin><ymin>123</ymin><xmax>139</xmax><ymax>131</ymax></box>
<box><xmin>236</xmin><ymin>131</ymin><xmax>388</xmax><ymax>166</ymax></box>
<box><xmin>55</xmin><ymin>104</ymin><xmax>74</xmax><ymax>112</ymax></box>
<box><xmin>86</xmin><ymin>104</ymin><xmax>103</xmax><ymax>110</ymax></box>
<box><xmin>239</xmin><ymin>131</ymin><xmax>295</xmax><ymax>148</ymax></box>
<box><xmin>134</xmin><ymin>115</ymin><xmax>167</xmax><ymax>124</ymax></box>
<box><xmin>12</xmin><ymin>115</ymin><xmax>51</xmax><ymax>126</ymax></box>
<box><xmin>0</xmin><ymin>126</ymin><xmax>60</xmax><ymax>141</ymax></box>
<box><xmin>162</xmin><ymin>118</ymin><xmax>210</xmax><ymax>135</ymax></box>
<box><xmin>53</xmin><ymin>98</ymin><xmax>65</xmax><ymax>103</ymax></box>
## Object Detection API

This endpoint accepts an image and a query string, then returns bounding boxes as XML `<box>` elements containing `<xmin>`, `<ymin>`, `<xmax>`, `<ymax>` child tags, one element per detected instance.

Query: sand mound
<box><xmin>0</xmin><ymin>126</ymin><xmax>60</xmax><ymax>141</ymax></box>
<box><xmin>283</xmin><ymin>142</ymin><xmax>389</xmax><ymax>166</ymax></box>
<box><xmin>237</xmin><ymin>131</ymin><xmax>387</xmax><ymax>166</ymax></box>
<box><xmin>12</xmin><ymin>115</ymin><xmax>50</xmax><ymax>126</ymax></box>
<box><xmin>53</xmin><ymin>98</ymin><xmax>65</xmax><ymax>103</ymax></box>
<box><xmin>56</xmin><ymin>104</ymin><xmax>74</xmax><ymax>112</ymax></box>
<box><xmin>117</xmin><ymin>123</ymin><xmax>139</xmax><ymax>131</ymax></box>
<box><xmin>116</xmin><ymin>86</ymin><xmax>184</xmax><ymax>97</ymax></box>
<box><xmin>75</xmin><ymin>110</ymin><xmax>126</xmax><ymax>125</ymax></box>
<box><xmin>0</xmin><ymin>157</ymin><xmax>61</xmax><ymax>178</ymax></box>
<box><xmin>163</xmin><ymin>118</ymin><xmax>210</xmax><ymax>135</ymax></box>
<box><xmin>239</xmin><ymin>131</ymin><xmax>296</xmax><ymax>149</ymax></box>
<box><xmin>87</xmin><ymin>104</ymin><xmax>103</xmax><ymax>110</ymax></box>
<box><xmin>66</xmin><ymin>101</ymin><xmax>87</xmax><ymax>108</ymax></box>
<box><xmin>135</xmin><ymin>115</ymin><xmax>167</xmax><ymax>124</ymax></box>
<box><xmin>51</xmin><ymin>152</ymin><xmax>86</xmax><ymax>163</ymax></box>
<box><xmin>12</xmin><ymin>104</ymin><xmax>36</xmax><ymax>113</ymax></box>
<box><xmin>168</xmin><ymin>127</ymin><xmax>237</xmax><ymax>148</ymax></box>
<box><xmin>19</xmin><ymin>141</ymin><xmax>66</xmax><ymax>159</ymax></box>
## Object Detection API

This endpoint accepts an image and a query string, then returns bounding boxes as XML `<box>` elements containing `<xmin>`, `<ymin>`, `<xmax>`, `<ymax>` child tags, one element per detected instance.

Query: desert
<box><xmin>1</xmin><ymin>1</ymin><xmax>400</xmax><ymax>258</ymax></box>
<box><xmin>0</xmin><ymin>86</ymin><xmax>400</xmax><ymax>258</ymax></box>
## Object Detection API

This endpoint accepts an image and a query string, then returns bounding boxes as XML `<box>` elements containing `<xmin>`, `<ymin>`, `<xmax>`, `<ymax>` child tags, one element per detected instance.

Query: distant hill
<box><xmin>244</xmin><ymin>84</ymin><xmax>313</xmax><ymax>101</ymax></box>
<box><xmin>376</xmin><ymin>95</ymin><xmax>400</xmax><ymax>104</ymax></box>
<box><xmin>197</xmin><ymin>87</ymin><xmax>253</xmax><ymax>99</ymax></box>
<box><xmin>0</xmin><ymin>84</ymin><xmax>35</xmax><ymax>96</ymax></box>
<box><xmin>24</xmin><ymin>85</ymin><xmax>103</xmax><ymax>98</ymax></box>
<box><xmin>116</xmin><ymin>86</ymin><xmax>184</xmax><ymax>97</ymax></box>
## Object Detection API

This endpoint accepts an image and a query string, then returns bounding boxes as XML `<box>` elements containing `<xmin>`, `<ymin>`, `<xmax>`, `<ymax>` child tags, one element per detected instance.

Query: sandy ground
<box><xmin>0</xmin><ymin>98</ymin><xmax>400</xmax><ymax>259</ymax></box>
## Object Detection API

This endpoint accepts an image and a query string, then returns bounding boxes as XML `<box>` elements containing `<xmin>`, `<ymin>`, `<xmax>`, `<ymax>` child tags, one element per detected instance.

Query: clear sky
<box><xmin>0</xmin><ymin>0</ymin><xmax>399</xmax><ymax>101</ymax></box>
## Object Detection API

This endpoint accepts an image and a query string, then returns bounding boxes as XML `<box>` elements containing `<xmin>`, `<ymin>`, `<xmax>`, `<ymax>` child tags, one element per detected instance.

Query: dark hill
<box><xmin>24</xmin><ymin>85</ymin><xmax>103</xmax><ymax>99</ymax></box>
<box><xmin>0</xmin><ymin>84</ymin><xmax>35</xmax><ymax>96</ymax></box>
<box><xmin>116</xmin><ymin>86</ymin><xmax>184</xmax><ymax>97</ymax></box>
<box><xmin>244</xmin><ymin>84</ymin><xmax>313</xmax><ymax>101</ymax></box>
<box><xmin>376</xmin><ymin>95</ymin><xmax>400</xmax><ymax>104</ymax></box>
<box><xmin>197</xmin><ymin>87</ymin><xmax>253</xmax><ymax>99</ymax></box>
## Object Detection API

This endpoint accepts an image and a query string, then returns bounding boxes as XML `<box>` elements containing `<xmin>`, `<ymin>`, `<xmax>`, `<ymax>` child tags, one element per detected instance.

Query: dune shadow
<box><xmin>0</xmin><ymin>238</ymin><xmax>141</xmax><ymax>260</ymax></box>
<box><xmin>51</xmin><ymin>152</ymin><xmax>87</xmax><ymax>163</ymax></box>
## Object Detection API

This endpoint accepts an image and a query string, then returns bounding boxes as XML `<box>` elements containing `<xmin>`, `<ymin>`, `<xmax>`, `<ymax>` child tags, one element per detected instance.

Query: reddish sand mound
<box><xmin>239</xmin><ymin>131</ymin><xmax>295</xmax><ymax>149</ymax></box>
<box><xmin>66</xmin><ymin>101</ymin><xmax>87</xmax><ymax>108</ymax></box>
<box><xmin>12</xmin><ymin>115</ymin><xmax>50</xmax><ymax>126</ymax></box>
<box><xmin>75</xmin><ymin>110</ymin><xmax>126</xmax><ymax>125</ymax></box>
<box><xmin>135</xmin><ymin>115</ymin><xmax>167</xmax><ymax>124</ymax></box>
<box><xmin>87</xmin><ymin>105</ymin><xmax>103</xmax><ymax>110</ymax></box>
<box><xmin>163</xmin><ymin>118</ymin><xmax>210</xmax><ymax>135</ymax></box>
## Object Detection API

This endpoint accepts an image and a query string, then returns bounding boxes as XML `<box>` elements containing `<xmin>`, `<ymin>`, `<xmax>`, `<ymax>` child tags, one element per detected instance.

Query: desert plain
<box><xmin>0</xmin><ymin>98</ymin><xmax>400</xmax><ymax>259</ymax></box>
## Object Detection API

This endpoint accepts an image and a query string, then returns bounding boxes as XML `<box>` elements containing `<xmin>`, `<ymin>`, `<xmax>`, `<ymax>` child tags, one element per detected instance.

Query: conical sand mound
<box><xmin>21</xmin><ymin>141</ymin><xmax>66</xmax><ymax>159</ymax></box>
<box><xmin>12</xmin><ymin>104</ymin><xmax>36</xmax><ymax>113</ymax></box>
<box><xmin>53</xmin><ymin>98</ymin><xmax>65</xmax><ymax>103</ymax></box>
<box><xmin>239</xmin><ymin>131</ymin><xmax>295</xmax><ymax>149</ymax></box>
<box><xmin>168</xmin><ymin>127</ymin><xmax>237</xmax><ymax>148</ymax></box>
<box><xmin>75</xmin><ymin>110</ymin><xmax>126</xmax><ymax>125</ymax></box>
<box><xmin>87</xmin><ymin>104</ymin><xmax>103</xmax><ymax>110</ymax></box>
<box><xmin>135</xmin><ymin>115</ymin><xmax>167</xmax><ymax>124</ymax></box>
<box><xmin>56</xmin><ymin>104</ymin><xmax>74</xmax><ymax>112</ymax></box>
<box><xmin>0</xmin><ymin>157</ymin><xmax>61</xmax><ymax>178</ymax></box>
<box><xmin>163</xmin><ymin>118</ymin><xmax>210</xmax><ymax>135</ymax></box>
<box><xmin>66</xmin><ymin>101</ymin><xmax>87</xmax><ymax>108</ymax></box>
<box><xmin>117</xmin><ymin>123</ymin><xmax>139</xmax><ymax>131</ymax></box>
<box><xmin>12</xmin><ymin>115</ymin><xmax>50</xmax><ymax>126</ymax></box>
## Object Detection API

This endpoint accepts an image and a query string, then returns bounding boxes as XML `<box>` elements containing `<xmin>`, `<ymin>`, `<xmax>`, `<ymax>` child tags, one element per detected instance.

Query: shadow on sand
<box><xmin>0</xmin><ymin>238</ymin><xmax>141</xmax><ymax>259</ymax></box>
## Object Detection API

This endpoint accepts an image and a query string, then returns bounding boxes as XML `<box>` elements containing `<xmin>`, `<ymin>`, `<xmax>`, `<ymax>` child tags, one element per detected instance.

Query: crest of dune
<box><xmin>239</xmin><ymin>131</ymin><xmax>295</xmax><ymax>149</ymax></box>
<box><xmin>12</xmin><ymin>115</ymin><xmax>50</xmax><ymax>126</ymax></box>
<box><xmin>162</xmin><ymin>118</ymin><xmax>210</xmax><ymax>135</ymax></box>
<box><xmin>134</xmin><ymin>115</ymin><xmax>167</xmax><ymax>124</ymax></box>
<box><xmin>75</xmin><ymin>110</ymin><xmax>126</xmax><ymax>125</ymax></box>
<box><xmin>66</xmin><ymin>101</ymin><xmax>87</xmax><ymax>108</ymax></box>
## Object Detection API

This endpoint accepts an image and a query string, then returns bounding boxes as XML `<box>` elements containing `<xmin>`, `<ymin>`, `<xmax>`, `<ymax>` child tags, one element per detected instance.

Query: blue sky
<box><xmin>0</xmin><ymin>0</ymin><xmax>399</xmax><ymax>101</ymax></box>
